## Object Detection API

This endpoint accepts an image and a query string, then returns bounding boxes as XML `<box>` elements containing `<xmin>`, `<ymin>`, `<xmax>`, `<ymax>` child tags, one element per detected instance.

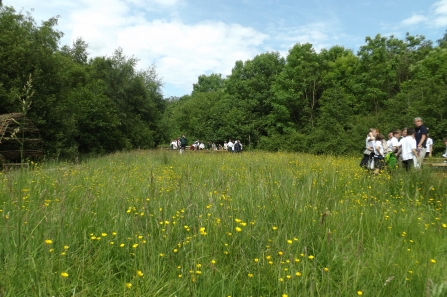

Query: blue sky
<box><xmin>9</xmin><ymin>0</ymin><xmax>447</xmax><ymax>97</ymax></box>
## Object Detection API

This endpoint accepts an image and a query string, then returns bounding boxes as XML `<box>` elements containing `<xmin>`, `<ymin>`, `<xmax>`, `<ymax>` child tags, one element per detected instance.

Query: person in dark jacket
<box><xmin>180</xmin><ymin>134</ymin><xmax>187</xmax><ymax>153</ymax></box>
<box><xmin>234</xmin><ymin>140</ymin><xmax>242</xmax><ymax>153</ymax></box>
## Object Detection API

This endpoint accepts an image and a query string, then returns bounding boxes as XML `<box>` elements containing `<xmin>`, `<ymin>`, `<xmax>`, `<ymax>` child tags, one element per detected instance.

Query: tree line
<box><xmin>166</xmin><ymin>34</ymin><xmax>447</xmax><ymax>156</ymax></box>
<box><xmin>0</xmin><ymin>6</ymin><xmax>166</xmax><ymax>159</ymax></box>
<box><xmin>1</xmin><ymin>6</ymin><xmax>447</xmax><ymax>159</ymax></box>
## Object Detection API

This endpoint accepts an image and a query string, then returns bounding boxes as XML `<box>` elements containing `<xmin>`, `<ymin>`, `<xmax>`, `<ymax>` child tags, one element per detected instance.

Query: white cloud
<box><xmin>10</xmin><ymin>0</ymin><xmax>269</xmax><ymax>96</ymax></box>
<box><xmin>401</xmin><ymin>14</ymin><xmax>427</xmax><ymax>26</ymax></box>
<box><xmin>61</xmin><ymin>0</ymin><xmax>344</xmax><ymax>95</ymax></box>
<box><xmin>6</xmin><ymin>0</ymin><xmax>373</xmax><ymax>97</ymax></box>
<box><xmin>267</xmin><ymin>22</ymin><xmax>338</xmax><ymax>55</ymax></box>
<box><xmin>398</xmin><ymin>0</ymin><xmax>447</xmax><ymax>29</ymax></box>
<box><xmin>432</xmin><ymin>0</ymin><xmax>447</xmax><ymax>27</ymax></box>
<box><xmin>118</xmin><ymin>21</ymin><xmax>267</xmax><ymax>92</ymax></box>
<box><xmin>433</xmin><ymin>0</ymin><xmax>447</xmax><ymax>14</ymax></box>
<box><xmin>149</xmin><ymin>0</ymin><xmax>183</xmax><ymax>6</ymax></box>
<box><xmin>61</xmin><ymin>2</ymin><xmax>268</xmax><ymax>96</ymax></box>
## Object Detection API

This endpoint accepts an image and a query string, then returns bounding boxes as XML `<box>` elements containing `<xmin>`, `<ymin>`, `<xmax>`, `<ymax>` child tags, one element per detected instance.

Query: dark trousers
<box><xmin>402</xmin><ymin>159</ymin><xmax>413</xmax><ymax>171</ymax></box>
<box><xmin>360</xmin><ymin>153</ymin><xmax>373</xmax><ymax>167</ymax></box>
<box><xmin>374</xmin><ymin>156</ymin><xmax>385</xmax><ymax>169</ymax></box>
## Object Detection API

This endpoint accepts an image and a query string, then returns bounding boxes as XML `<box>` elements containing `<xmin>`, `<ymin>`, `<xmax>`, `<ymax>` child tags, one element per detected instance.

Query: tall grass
<box><xmin>0</xmin><ymin>151</ymin><xmax>446</xmax><ymax>296</ymax></box>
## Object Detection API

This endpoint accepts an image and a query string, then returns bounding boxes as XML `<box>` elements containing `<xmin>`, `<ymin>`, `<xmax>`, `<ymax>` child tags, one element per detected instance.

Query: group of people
<box><xmin>170</xmin><ymin>135</ymin><xmax>243</xmax><ymax>153</ymax></box>
<box><xmin>359</xmin><ymin>117</ymin><xmax>446</xmax><ymax>172</ymax></box>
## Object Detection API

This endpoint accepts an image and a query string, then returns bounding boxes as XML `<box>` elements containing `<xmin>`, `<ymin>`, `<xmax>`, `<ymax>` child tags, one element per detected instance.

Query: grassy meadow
<box><xmin>1</xmin><ymin>150</ymin><xmax>447</xmax><ymax>296</ymax></box>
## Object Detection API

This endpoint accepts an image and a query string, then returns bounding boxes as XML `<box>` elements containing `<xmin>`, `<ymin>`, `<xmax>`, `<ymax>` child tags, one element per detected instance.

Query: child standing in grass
<box><xmin>401</xmin><ymin>128</ymin><xmax>418</xmax><ymax>171</ymax></box>
<box><xmin>373</xmin><ymin>133</ymin><xmax>385</xmax><ymax>174</ymax></box>
<box><xmin>360</xmin><ymin>128</ymin><xmax>377</xmax><ymax>168</ymax></box>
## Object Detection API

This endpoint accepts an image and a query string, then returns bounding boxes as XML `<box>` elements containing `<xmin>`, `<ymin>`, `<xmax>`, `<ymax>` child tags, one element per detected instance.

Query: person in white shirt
<box><xmin>223</xmin><ymin>141</ymin><xmax>228</xmax><ymax>150</ymax></box>
<box><xmin>426</xmin><ymin>134</ymin><xmax>433</xmax><ymax>157</ymax></box>
<box><xmin>227</xmin><ymin>139</ymin><xmax>234</xmax><ymax>152</ymax></box>
<box><xmin>386</xmin><ymin>131</ymin><xmax>393</xmax><ymax>153</ymax></box>
<box><xmin>193</xmin><ymin>140</ymin><xmax>200</xmax><ymax>150</ymax></box>
<box><xmin>390</xmin><ymin>130</ymin><xmax>402</xmax><ymax>151</ymax></box>
<box><xmin>373</xmin><ymin>133</ymin><xmax>385</xmax><ymax>174</ymax></box>
<box><xmin>401</xmin><ymin>128</ymin><xmax>418</xmax><ymax>170</ymax></box>
<box><xmin>359</xmin><ymin>128</ymin><xmax>377</xmax><ymax>168</ymax></box>
<box><xmin>170</xmin><ymin>139</ymin><xmax>178</xmax><ymax>150</ymax></box>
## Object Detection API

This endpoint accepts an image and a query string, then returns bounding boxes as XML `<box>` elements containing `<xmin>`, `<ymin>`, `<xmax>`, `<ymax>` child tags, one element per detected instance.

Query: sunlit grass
<box><xmin>1</xmin><ymin>150</ymin><xmax>447</xmax><ymax>296</ymax></box>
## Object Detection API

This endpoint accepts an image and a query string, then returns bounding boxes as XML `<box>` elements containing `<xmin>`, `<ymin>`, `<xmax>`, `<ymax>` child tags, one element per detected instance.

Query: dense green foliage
<box><xmin>165</xmin><ymin>34</ymin><xmax>447</xmax><ymax>155</ymax></box>
<box><xmin>0</xmin><ymin>7</ymin><xmax>166</xmax><ymax>159</ymax></box>
<box><xmin>2</xmin><ymin>5</ymin><xmax>447</xmax><ymax>159</ymax></box>
<box><xmin>1</xmin><ymin>151</ymin><xmax>447</xmax><ymax>296</ymax></box>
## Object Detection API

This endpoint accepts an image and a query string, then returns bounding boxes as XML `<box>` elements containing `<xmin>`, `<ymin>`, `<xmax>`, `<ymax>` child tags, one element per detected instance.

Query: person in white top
<box><xmin>193</xmin><ymin>140</ymin><xmax>200</xmax><ymax>150</ymax></box>
<box><xmin>170</xmin><ymin>139</ymin><xmax>178</xmax><ymax>150</ymax></box>
<box><xmin>373</xmin><ymin>133</ymin><xmax>385</xmax><ymax>174</ymax></box>
<box><xmin>227</xmin><ymin>140</ymin><xmax>234</xmax><ymax>152</ymax></box>
<box><xmin>359</xmin><ymin>128</ymin><xmax>377</xmax><ymax>168</ymax></box>
<box><xmin>400</xmin><ymin>128</ymin><xmax>418</xmax><ymax>170</ymax></box>
<box><xmin>390</xmin><ymin>130</ymin><xmax>402</xmax><ymax>152</ymax></box>
<box><xmin>386</xmin><ymin>131</ymin><xmax>393</xmax><ymax>153</ymax></box>
<box><xmin>426</xmin><ymin>134</ymin><xmax>433</xmax><ymax>157</ymax></box>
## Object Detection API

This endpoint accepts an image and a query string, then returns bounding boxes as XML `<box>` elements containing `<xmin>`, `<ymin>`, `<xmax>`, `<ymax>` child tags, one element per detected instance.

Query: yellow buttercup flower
<box><xmin>60</xmin><ymin>272</ymin><xmax>69</xmax><ymax>278</ymax></box>
<box><xmin>44</xmin><ymin>239</ymin><xmax>52</xmax><ymax>245</ymax></box>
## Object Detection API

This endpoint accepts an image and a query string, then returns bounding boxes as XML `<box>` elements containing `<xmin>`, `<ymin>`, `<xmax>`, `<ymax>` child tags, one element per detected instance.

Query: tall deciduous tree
<box><xmin>192</xmin><ymin>73</ymin><xmax>225</xmax><ymax>94</ymax></box>
<box><xmin>225</xmin><ymin>52</ymin><xmax>285</xmax><ymax>144</ymax></box>
<box><xmin>270</xmin><ymin>43</ymin><xmax>322</xmax><ymax>134</ymax></box>
<box><xmin>312</xmin><ymin>47</ymin><xmax>363</xmax><ymax>154</ymax></box>
<box><xmin>89</xmin><ymin>49</ymin><xmax>165</xmax><ymax>149</ymax></box>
